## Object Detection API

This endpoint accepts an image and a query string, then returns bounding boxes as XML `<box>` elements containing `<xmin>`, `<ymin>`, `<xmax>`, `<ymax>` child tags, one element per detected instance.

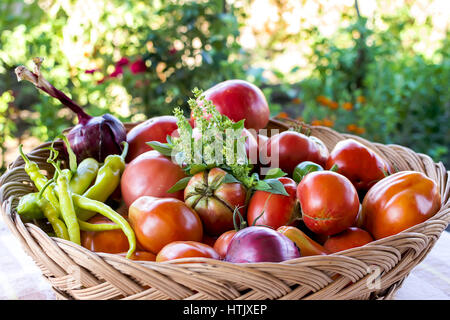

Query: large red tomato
<box><xmin>297</xmin><ymin>171</ymin><xmax>360</xmax><ymax>236</ymax></box>
<box><xmin>191</xmin><ymin>80</ymin><xmax>270</xmax><ymax>131</ymax></box>
<box><xmin>128</xmin><ymin>196</ymin><xmax>203</xmax><ymax>254</ymax></box>
<box><xmin>184</xmin><ymin>168</ymin><xmax>247</xmax><ymax>236</ymax></box>
<box><xmin>260</xmin><ymin>131</ymin><xmax>326</xmax><ymax>176</ymax></box>
<box><xmin>121</xmin><ymin>150</ymin><xmax>187</xmax><ymax>207</ymax></box>
<box><xmin>246</xmin><ymin>177</ymin><xmax>299</xmax><ymax>229</ymax></box>
<box><xmin>81</xmin><ymin>214</ymin><xmax>130</xmax><ymax>254</ymax></box>
<box><xmin>125</xmin><ymin>116</ymin><xmax>178</xmax><ymax>163</ymax></box>
<box><xmin>323</xmin><ymin>227</ymin><xmax>373</xmax><ymax>253</ymax></box>
<box><xmin>361</xmin><ymin>171</ymin><xmax>441</xmax><ymax>240</ymax></box>
<box><xmin>326</xmin><ymin>139</ymin><xmax>392</xmax><ymax>194</ymax></box>
<box><xmin>156</xmin><ymin>241</ymin><xmax>220</xmax><ymax>262</ymax></box>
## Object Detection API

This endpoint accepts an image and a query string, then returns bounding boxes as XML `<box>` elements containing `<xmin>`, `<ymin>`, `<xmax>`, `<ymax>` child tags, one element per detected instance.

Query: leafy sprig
<box><xmin>147</xmin><ymin>88</ymin><xmax>288</xmax><ymax>196</ymax></box>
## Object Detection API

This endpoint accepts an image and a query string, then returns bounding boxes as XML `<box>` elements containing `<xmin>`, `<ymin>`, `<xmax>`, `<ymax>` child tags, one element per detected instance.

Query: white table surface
<box><xmin>0</xmin><ymin>216</ymin><xmax>449</xmax><ymax>300</ymax></box>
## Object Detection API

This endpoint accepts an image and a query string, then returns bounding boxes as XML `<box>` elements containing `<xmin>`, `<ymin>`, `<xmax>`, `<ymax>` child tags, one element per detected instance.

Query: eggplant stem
<box><xmin>15</xmin><ymin>57</ymin><xmax>91</xmax><ymax>123</ymax></box>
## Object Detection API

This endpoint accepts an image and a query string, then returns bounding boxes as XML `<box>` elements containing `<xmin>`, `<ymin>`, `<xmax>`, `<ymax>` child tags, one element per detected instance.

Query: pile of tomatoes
<box><xmin>80</xmin><ymin>80</ymin><xmax>442</xmax><ymax>263</ymax></box>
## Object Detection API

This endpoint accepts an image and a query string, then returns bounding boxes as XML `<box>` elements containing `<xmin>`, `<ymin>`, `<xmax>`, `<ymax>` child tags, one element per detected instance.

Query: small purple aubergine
<box><xmin>225</xmin><ymin>226</ymin><xmax>301</xmax><ymax>263</ymax></box>
<box><xmin>15</xmin><ymin>57</ymin><xmax>127</xmax><ymax>163</ymax></box>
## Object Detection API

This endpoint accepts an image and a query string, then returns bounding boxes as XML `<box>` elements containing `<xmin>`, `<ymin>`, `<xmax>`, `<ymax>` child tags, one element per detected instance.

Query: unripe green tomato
<box><xmin>292</xmin><ymin>161</ymin><xmax>324</xmax><ymax>183</ymax></box>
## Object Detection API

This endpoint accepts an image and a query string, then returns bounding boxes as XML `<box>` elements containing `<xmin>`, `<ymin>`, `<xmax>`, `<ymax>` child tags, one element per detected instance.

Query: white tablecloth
<box><xmin>0</xmin><ymin>217</ymin><xmax>449</xmax><ymax>300</ymax></box>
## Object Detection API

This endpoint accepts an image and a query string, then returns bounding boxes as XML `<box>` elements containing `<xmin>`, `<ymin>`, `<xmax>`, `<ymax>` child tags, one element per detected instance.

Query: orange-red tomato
<box><xmin>191</xmin><ymin>80</ymin><xmax>270</xmax><ymax>131</ymax></box>
<box><xmin>213</xmin><ymin>230</ymin><xmax>237</xmax><ymax>259</ymax></box>
<box><xmin>118</xmin><ymin>251</ymin><xmax>156</xmax><ymax>261</ymax></box>
<box><xmin>261</xmin><ymin>131</ymin><xmax>325</xmax><ymax>176</ymax></box>
<box><xmin>325</xmin><ymin>139</ymin><xmax>392</xmax><ymax>194</ymax></box>
<box><xmin>297</xmin><ymin>171</ymin><xmax>360</xmax><ymax>236</ymax></box>
<box><xmin>128</xmin><ymin>196</ymin><xmax>203</xmax><ymax>254</ymax></box>
<box><xmin>81</xmin><ymin>214</ymin><xmax>130</xmax><ymax>254</ymax></box>
<box><xmin>156</xmin><ymin>241</ymin><xmax>220</xmax><ymax>262</ymax></box>
<box><xmin>323</xmin><ymin>227</ymin><xmax>373</xmax><ymax>253</ymax></box>
<box><xmin>125</xmin><ymin>116</ymin><xmax>178</xmax><ymax>163</ymax></box>
<box><xmin>246</xmin><ymin>177</ymin><xmax>299</xmax><ymax>229</ymax></box>
<box><xmin>121</xmin><ymin>150</ymin><xmax>187</xmax><ymax>207</ymax></box>
<box><xmin>361</xmin><ymin>171</ymin><xmax>441</xmax><ymax>240</ymax></box>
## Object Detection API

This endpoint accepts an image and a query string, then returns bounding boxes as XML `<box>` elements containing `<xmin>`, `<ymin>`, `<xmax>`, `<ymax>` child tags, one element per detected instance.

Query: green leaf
<box><xmin>146</xmin><ymin>141</ymin><xmax>173</xmax><ymax>157</ymax></box>
<box><xmin>223</xmin><ymin>173</ymin><xmax>240</xmax><ymax>184</ymax></box>
<box><xmin>264</xmin><ymin>168</ymin><xmax>287</xmax><ymax>179</ymax></box>
<box><xmin>167</xmin><ymin>176</ymin><xmax>192</xmax><ymax>193</ymax></box>
<box><xmin>264</xmin><ymin>179</ymin><xmax>289</xmax><ymax>196</ymax></box>
<box><xmin>254</xmin><ymin>178</ymin><xmax>289</xmax><ymax>196</ymax></box>
<box><xmin>254</xmin><ymin>180</ymin><xmax>271</xmax><ymax>191</ymax></box>
<box><xmin>189</xmin><ymin>163</ymin><xmax>207</xmax><ymax>175</ymax></box>
<box><xmin>231</xmin><ymin>119</ymin><xmax>245</xmax><ymax>131</ymax></box>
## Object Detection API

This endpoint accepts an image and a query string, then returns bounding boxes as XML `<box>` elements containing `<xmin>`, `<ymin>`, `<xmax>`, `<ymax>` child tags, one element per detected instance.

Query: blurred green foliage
<box><xmin>297</xmin><ymin>8</ymin><xmax>449</xmax><ymax>167</ymax></box>
<box><xmin>0</xmin><ymin>0</ymin><xmax>448</xmax><ymax>172</ymax></box>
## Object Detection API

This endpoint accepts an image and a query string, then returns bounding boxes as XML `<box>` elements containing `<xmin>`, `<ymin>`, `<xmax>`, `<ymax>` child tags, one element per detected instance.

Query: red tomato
<box><xmin>323</xmin><ymin>227</ymin><xmax>373</xmax><ymax>253</ymax></box>
<box><xmin>325</xmin><ymin>139</ymin><xmax>392</xmax><ymax>194</ymax></box>
<box><xmin>184</xmin><ymin>168</ymin><xmax>247</xmax><ymax>236</ymax></box>
<box><xmin>309</xmin><ymin>136</ymin><xmax>330</xmax><ymax>166</ymax></box>
<box><xmin>297</xmin><ymin>171</ymin><xmax>360</xmax><ymax>236</ymax></box>
<box><xmin>81</xmin><ymin>215</ymin><xmax>129</xmax><ymax>254</ymax></box>
<box><xmin>121</xmin><ymin>150</ymin><xmax>187</xmax><ymax>207</ymax></box>
<box><xmin>261</xmin><ymin>131</ymin><xmax>325</xmax><ymax>176</ymax></box>
<box><xmin>125</xmin><ymin>116</ymin><xmax>178</xmax><ymax>162</ymax></box>
<box><xmin>128</xmin><ymin>196</ymin><xmax>203</xmax><ymax>254</ymax></box>
<box><xmin>246</xmin><ymin>177</ymin><xmax>299</xmax><ymax>229</ymax></box>
<box><xmin>361</xmin><ymin>171</ymin><xmax>441</xmax><ymax>240</ymax></box>
<box><xmin>213</xmin><ymin>230</ymin><xmax>237</xmax><ymax>260</ymax></box>
<box><xmin>191</xmin><ymin>80</ymin><xmax>270</xmax><ymax>131</ymax></box>
<box><xmin>156</xmin><ymin>241</ymin><xmax>220</xmax><ymax>262</ymax></box>
<box><xmin>118</xmin><ymin>251</ymin><xmax>156</xmax><ymax>261</ymax></box>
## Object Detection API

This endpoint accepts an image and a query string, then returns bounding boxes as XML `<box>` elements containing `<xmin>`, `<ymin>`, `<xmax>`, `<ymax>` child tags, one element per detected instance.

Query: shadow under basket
<box><xmin>0</xmin><ymin>118</ymin><xmax>449</xmax><ymax>300</ymax></box>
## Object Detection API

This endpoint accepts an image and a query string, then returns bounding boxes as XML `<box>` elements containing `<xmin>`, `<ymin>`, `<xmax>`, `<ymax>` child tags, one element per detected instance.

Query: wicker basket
<box><xmin>1</xmin><ymin>119</ymin><xmax>449</xmax><ymax>300</ymax></box>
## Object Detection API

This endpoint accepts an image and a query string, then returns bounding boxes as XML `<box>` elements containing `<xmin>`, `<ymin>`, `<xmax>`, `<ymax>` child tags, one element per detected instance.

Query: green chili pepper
<box><xmin>19</xmin><ymin>145</ymin><xmax>61</xmax><ymax>210</ymax></box>
<box><xmin>77</xmin><ymin>142</ymin><xmax>129</xmax><ymax>221</ymax></box>
<box><xmin>69</xmin><ymin>158</ymin><xmax>100</xmax><ymax>194</ymax></box>
<box><xmin>77</xmin><ymin>219</ymin><xmax>121</xmax><ymax>232</ymax></box>
<box><xmin>17</xmin><ymin>193</ymin><xmax>45</xmax><ymax>221</ymax></box>
<box><xmin>72</xmin><ymin>193</ymin><xmax>136</xmax><ymax>258</ymax></box>
<box><xmin>37</xmin><ymin>196</ymin><xmax>70</xmax><ymax>240</ymax></box>
<box><xmin>55</xmin><ymin>168</ymin><xmax>81</xmax><ymax>245</ymax></box>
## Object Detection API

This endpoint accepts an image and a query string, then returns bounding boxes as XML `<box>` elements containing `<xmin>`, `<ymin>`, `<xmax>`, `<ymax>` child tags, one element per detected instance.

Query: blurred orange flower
<box><xmin>355</xmin><ymin>127</ymin><xmax>366</xmax><ymax>135</ymax></box>
<box><xmin>328</xmin><ymin>101</ymin><xmax>339</xmax><ymax>110</ymax></box>
<box><xmin>316</xmin><ymin>95</ymin><xmax>330</xmax><ymax>106</ymax></box>
<box><xmin>342</xmin><ymin>102</ymin><xmax>353</xmax><ymax>111</ymax></box>
<box><xmin>311</xmin><ymin>119</ymin><xmax>323</xmax><ymax>126</ymax></box>
<box><xmin>322</xmin><ymin>118</ymin><xmax>334</xmax><ymax>127</ymax></box>
<box><xmin>347</xmin><ymin>124</ymin><xmax>358</xmax><ymax>132</ymax></box>
<box><xmin>356</xmin><ymin>96</ymin><xmax>366</xmax><ymax>104</ymax></box>
<box><xmin>276</xmin><ymin>112</ymin><xmax>289</xmax><ymax>119</ymax></box>
<box><xmin>292</xmin><ymin>97</ymin><xmax>302</xmax><ymax>104</ymax></box>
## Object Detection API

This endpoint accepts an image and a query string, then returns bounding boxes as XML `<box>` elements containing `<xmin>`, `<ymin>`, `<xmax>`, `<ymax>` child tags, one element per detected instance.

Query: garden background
<box><xmin>0</xmin><ymin>0</ymin><xmax>448</xmax><ymax>173</ymax></box>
